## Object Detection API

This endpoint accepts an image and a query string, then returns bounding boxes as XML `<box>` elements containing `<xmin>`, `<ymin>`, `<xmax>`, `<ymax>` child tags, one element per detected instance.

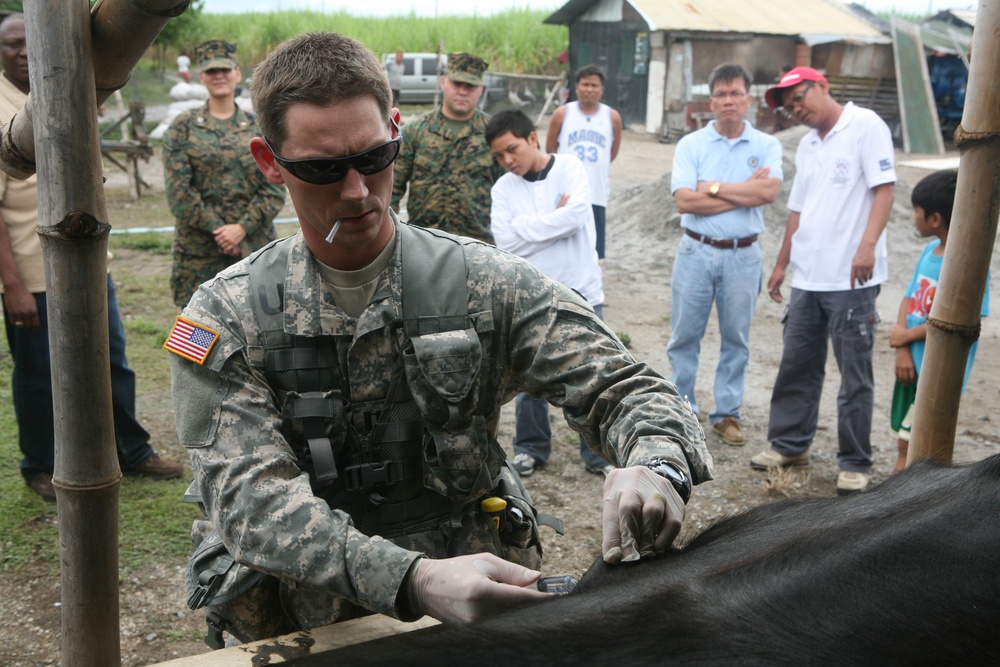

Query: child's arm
<box><xmin>888</xmin><ymin>296</ymin><xmax>926</xmax><ymax>348</ymax></box>
<box><xmin>888</xmin><ymin>296</ymin><xmax>920</xmax><ymax>385</ymax></box>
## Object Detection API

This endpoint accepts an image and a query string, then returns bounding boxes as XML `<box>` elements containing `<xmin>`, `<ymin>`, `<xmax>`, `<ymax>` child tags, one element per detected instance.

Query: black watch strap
<box><xmin>641</xmin><ymin>459</ymin><xmax>692</xmax><ymax>504</ymax></box>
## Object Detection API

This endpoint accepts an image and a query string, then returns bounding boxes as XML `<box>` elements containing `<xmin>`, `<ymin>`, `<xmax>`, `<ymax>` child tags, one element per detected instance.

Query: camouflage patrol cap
<box><xmin>445</xmin><ymin>52</ymin><xmax>488</xmax><ymax>86</ymax></box>
<box><xmin>195</xmin><ymin>40</ymin><xmax>239</xmax><ymax>71</ymax></box>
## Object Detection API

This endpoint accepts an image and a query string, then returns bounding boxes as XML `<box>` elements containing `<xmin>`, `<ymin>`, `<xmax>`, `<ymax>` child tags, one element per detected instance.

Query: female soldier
<box><xmin>163</xmin><ymin>40</ymin><xmax>285</xmax><ymax>308</ymax></box>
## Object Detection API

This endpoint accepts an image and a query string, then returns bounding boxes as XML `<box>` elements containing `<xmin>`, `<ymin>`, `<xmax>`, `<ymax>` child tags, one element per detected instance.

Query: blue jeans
<box><xmin>666</xmin><ymin>234</ymin><xmax>761</xmax><ymax>424</ymax></box>
<box><xmin>767</xmin><ymin>286</ymin><xmax>879</xmax><ymax>473</ymax></box>
<box><xmin>592</xmin><ymin>205</ymin><xmax>606</xmax><ymax>259</ymax></box>
<box><xmin>513</xmin><ymin>304</ymin><xmax>607</xmax><ymax>469</ymax></box>
<box><xmin>3</xmin><ymin>274</ymin><xmax>154</xmax><ymax>481</ymax></box>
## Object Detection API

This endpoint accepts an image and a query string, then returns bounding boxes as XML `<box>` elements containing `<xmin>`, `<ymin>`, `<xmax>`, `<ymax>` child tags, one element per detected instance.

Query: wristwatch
<box><xmin>709</xmin><ymin>182</ymin><xmax>721</xmax><ymax>197</ymax></box>
<box><xmin>641</xmin><ymin>459</ymin><xmax>692</xmax><ymax>504</ymax></box>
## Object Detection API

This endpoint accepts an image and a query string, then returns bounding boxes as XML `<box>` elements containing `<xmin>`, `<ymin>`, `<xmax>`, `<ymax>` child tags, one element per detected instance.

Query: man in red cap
<box><xmin>752</xmin><ymin>66</ymin><xmax>896</xmax><ymax>496</ymax></box>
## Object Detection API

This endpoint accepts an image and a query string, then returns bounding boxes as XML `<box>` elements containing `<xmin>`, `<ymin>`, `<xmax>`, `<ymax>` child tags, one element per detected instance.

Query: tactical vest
<box><xmin>186</xmin><ymin>226</ymin><xmax>560</xmax><ymax>645</ymax></box>
<box><xmin>247</xmin><ymin>224</ymin><xmax>506</xmax><ymax>539</ymax></box>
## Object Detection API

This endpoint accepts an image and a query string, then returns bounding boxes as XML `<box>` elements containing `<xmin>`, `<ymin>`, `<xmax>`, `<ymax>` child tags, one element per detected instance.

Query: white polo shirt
<box><xmin>787</xmin><ymin>102</ymin><xmax>896</xmax><ymax>292</ymax></box>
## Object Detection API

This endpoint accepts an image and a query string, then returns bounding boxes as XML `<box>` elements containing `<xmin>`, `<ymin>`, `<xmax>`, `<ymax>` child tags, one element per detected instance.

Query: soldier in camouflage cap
<box><xmin>168</xmin><ymin>31</ymin><xmax>713</xmax><ymax>646</ymax></box>
<box><xmin>392</xmin><ymin>52</ymin><xmax>503</xmax><ymax>243</ymax></box>
<box><xmin>163</xmin><ymin>38</ymin><xmax>285</xmax><ymax>308</ymax></box>
<box><xmin>445</xmin><ymin>51</ymin><xmax>487</xmax><ymax>85</ymax></box>
<box><xmin>194</xmin><ymin>39</ymin><xmax>239</xmax><ymax>70</ymax></box>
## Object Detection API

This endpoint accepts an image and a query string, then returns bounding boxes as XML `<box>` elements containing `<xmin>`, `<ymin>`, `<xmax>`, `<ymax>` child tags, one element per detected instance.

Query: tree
<box><xmin>153</xmin><ymin>0</ymin><xmax>204</xmax><ymax>71</ymax></box>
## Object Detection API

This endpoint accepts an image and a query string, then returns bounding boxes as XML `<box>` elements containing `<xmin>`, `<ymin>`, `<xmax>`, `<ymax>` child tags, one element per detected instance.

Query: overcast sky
<box><xmin>200</xmin><ymin>0</ymin><xmax>978</xmax><ymax>17</ymax></box>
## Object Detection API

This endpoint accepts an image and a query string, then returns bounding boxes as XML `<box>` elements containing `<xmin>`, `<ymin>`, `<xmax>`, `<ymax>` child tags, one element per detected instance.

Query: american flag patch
<box><xmin>164</xmin><ymin>316</ymin><xmax>220</xmax><ymax>365</ymax></box>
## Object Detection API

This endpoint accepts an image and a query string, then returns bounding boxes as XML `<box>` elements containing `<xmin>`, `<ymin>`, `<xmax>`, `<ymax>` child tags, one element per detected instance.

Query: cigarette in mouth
<box><xmin>325</xmin><ymin>220</ymin><xmax>342</xmax><ymax>244</ymax></box>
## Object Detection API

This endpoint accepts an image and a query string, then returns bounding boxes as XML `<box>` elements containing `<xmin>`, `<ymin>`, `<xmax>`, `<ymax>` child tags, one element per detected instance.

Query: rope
<box><xmin>953</xmin><ymin>125</ymin><xmax>1000</xmax><ymax>149</ymax></box>
<box><xmin>925</xmin><ymin>315</ymin><xmax>981</xmax><ymax>343</ymax></box>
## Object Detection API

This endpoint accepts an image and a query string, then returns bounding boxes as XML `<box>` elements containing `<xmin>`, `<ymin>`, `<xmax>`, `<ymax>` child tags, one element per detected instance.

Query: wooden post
<box><xmin>24</xmin><ymin>1</ymin><xmax>121</xmax><ymax>663</ymax></box>
<box><xmin>111</xmin><ymin>90</ymin><xmax>139</xmax><ymax>200</ymax></box>
<box><xmin>907</xmin><ymin>0</ymin><xmax>1000</xmax><ymax>466</ymax></box>
<box><xmin>5</xmin><ymin>1</ymin><xmax>188</xmax><ymax>664</ymax></box>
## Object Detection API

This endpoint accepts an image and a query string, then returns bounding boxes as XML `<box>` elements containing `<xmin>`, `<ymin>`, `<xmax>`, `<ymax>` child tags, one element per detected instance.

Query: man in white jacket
<box><xmin>487</xmin><ymin>109</ymin><xmax>612</xmax><ymax>477</ymax></box>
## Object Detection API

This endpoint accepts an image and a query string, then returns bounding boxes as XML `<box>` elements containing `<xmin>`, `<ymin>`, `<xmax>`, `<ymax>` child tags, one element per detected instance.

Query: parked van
<box><xmin>381</xmin><ymin>52</ymin><xmax>506</xmax><ymax>108</ymax></box>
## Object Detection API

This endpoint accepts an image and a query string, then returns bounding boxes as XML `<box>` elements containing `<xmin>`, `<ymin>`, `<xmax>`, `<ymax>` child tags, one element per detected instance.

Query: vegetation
<box><xmin>152</xmin><ymin>9</ymin><xmax>569</xmax><ymax>75</ymax></box>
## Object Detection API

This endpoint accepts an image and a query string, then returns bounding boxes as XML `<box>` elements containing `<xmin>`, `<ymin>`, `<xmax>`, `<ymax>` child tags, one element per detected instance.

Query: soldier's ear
<box><xmin>249</xmin><ymin>137</ymin><xmax>285</xmax><ymax>185</ymax></box>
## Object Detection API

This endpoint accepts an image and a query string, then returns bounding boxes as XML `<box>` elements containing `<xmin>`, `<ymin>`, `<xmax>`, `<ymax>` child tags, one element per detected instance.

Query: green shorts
<box><xmin>890</xmin><ymin>378</ymin><xmax>918</xmax><ymax>441</ymax></box>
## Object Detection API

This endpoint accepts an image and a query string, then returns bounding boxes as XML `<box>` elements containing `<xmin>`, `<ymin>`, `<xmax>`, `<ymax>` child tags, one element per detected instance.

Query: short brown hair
<box><xmin>250</xmin><ymin>32</ymin><xmax>392</xmax><ymax>149</ymax></box>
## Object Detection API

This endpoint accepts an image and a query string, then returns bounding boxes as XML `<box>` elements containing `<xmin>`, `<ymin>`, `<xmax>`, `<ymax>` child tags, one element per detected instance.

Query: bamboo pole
<box><xmin>907</xmin><ymin>0</ymin><xmax>1000</xmax><ymax>466</ymax></box>
<box><xmin>25</xmin><ymin>1</ymin><xmax>121</xmax><ymax>663</ymax></box>
<box><xmin>0</xmin><ymin>0</ymin><xmax>189</xmax><ymax>179</ymax></box>
<box><xmin>10</xmin><ymin>0</ymin><xmax>187</xmax><ymax>664</ymax></box>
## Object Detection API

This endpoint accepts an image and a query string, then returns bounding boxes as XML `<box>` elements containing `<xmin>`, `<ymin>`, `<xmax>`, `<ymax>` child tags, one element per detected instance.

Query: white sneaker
<box><xmin>511</xmin><ymin>452</ymin><xmax>540</xmax><ymax>477</ymax></box>
<box><xmin>749</xmin><ymin>449</ymin><xmax>810</xmax><ymax>470</ymax></box>
<box><xmin>836</xmin><ymin>471</ymin><xmax>870</xmax><ymax>495</ymax></box>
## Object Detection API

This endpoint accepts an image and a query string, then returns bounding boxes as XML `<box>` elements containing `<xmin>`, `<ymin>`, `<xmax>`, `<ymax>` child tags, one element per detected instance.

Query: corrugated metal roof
<box><xmin>547</xmin><ymin>0</ymin><xmax>883</xmax><ymax>38</ymax></box>
<box><xmin>919</xmin><ymin>19</ymin><xmax>972</xmax><ymax>55</ymax></box>
<box><xmin>931</xmin><ymin>8</ymin><xmax>977</xmax><ymax>28</ymax></box>
<box><xmin>640</xmin><ymin>0</ymin><xmax>883</xmax><ymax>36</ymax></box>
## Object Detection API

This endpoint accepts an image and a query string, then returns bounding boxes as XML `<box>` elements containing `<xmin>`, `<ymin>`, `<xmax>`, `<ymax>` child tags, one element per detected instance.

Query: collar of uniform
<box><xmin>829</xmin><ymin>100</ymin><xmax>857</xmax><ymax>136</ymax></box>
<box><xmin>428</xmin><ymin>107</ymin><xmax>487</xmax><ymax>139</ymax></box>
<box><xmin>194</xmin><ymin>102</ymin><xmax>250</xmax><ymax>129</ymax></box>
<box><xmin>280</xmin><ymin>232</ymin><xmax>356</xmax><ymax>337</ymax></box>
<box><xmin>807</xmin><ymin>101</ymin><xmax>856</xmax><ymax>145</ymax></box>
<box><xmin>708</xmin><ymin>119</ymin><xmax>751</xmax><ymax>143</ymax></box>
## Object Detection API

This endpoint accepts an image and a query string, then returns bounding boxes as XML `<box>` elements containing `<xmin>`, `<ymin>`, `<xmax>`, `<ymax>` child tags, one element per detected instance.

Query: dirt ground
<box><xmin>4</xmin><ymin>119</ymin><xmax>1000</xmax><ymax>666</ymax></box>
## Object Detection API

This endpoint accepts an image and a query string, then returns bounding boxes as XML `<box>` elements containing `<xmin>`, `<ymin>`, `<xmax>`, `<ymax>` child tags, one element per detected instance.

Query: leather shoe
<box><xmin>27</xmin><ymin>472</ymin><xmax>57</xmax><ymax>502</ymax></box>
<box><xmin>712</xmin><ymin>417</ymin><xmax>746</xmax><ymax>446</ymax></box>
<box><xmin>127</xmin><ymin>454</ymin><xmax>183</xmax><ymax>480</ymax></box>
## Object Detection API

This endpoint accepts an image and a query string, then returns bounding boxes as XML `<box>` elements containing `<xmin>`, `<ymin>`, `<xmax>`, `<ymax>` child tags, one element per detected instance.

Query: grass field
<box><xmin>0</xmin><ymin>192</ymin><xmax>197</xmax><ymax>575</ymax></box>
<box><xmin>157</xmin><ymin>8</ymin><xmax>568</xmax><ymax>76</ymax></box>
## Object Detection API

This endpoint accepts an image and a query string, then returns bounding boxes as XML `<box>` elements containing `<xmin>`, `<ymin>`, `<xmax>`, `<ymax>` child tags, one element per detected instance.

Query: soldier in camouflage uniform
<box><xmin>168</xmin><ymin>32</ymin><xmax>713</xmax><ymax>646</ymax></box>
<box><xmin>391</xmin><ymin>52</ymin><xmax>503</xmax><ymax>243</ymax></box>
<box><xmin>163</xmin><ymin>39</ymin><xmax>285</xmax><ymax>308</ymax></box>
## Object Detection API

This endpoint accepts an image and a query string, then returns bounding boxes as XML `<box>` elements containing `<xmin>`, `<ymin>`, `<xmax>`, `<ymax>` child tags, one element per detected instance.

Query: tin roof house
<box><xmin>545</xmin><ymin>0</ymin><xmax>891</xmax><ymax>139</ymax></box>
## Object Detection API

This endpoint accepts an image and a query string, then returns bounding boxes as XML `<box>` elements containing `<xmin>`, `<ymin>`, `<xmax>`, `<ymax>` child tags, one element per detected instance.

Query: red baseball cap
<box><xmin>764</xmin><ymin>67</ymin><xmax>828</xmax><ymax>109</ymax></box>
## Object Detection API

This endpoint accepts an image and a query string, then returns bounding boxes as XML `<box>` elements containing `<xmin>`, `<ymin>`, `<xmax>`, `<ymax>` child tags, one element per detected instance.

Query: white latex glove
<box><xmin>407</xmin><ymin>553</ymin><xmax>551</xmax><ymax>624</ymax></box>
<box><xmin>601</xmin><ymin>466</ymin><xmax>685</xmax><ymax>564</ymax></box>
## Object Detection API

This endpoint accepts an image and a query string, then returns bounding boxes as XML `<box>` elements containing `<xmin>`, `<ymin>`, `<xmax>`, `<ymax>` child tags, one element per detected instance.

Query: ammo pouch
<box><xmin>185</xmin><ymin>523</ymin><xmax>266</xmax><ymax>612</ymax></box>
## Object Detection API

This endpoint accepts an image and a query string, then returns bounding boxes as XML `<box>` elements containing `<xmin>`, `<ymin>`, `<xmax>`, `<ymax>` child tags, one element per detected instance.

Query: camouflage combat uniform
<box><xmin>163</xmin><ymin>104</ymin><xmax>285</xmax><ymax>307</ymax></box>
<box><xmin>171</xmin><ymin>217</ymin><xmax>712</xmax><ymax>640</ymax></box>
<box><xmin>391</xmin><ymin>108</ymin><xmax>502</xmax><ymax>243</ymax></box>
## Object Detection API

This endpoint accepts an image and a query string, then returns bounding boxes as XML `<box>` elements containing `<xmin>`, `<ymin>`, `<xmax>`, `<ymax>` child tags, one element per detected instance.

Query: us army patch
<box><xmin>164</xmin><ymin>315</ymin><xmax>220</xmax><ymax>364</ymax></box>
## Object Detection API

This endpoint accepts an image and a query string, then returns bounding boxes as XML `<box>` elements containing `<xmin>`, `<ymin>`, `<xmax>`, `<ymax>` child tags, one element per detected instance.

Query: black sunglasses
<box><xmin>265</xmin><ymin>119</ymin><xmax>401</xmax><ymax>185</ymax></box>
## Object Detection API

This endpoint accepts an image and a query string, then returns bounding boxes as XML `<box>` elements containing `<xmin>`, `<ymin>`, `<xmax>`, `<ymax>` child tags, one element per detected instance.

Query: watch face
<box><xmin>658</xmin><ymin>462</ymin><xmax>683</xmax><ymax>483</ymax></box>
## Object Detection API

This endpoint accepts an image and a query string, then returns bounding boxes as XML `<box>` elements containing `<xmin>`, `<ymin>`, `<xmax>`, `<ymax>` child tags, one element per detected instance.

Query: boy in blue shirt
<box><xmin>888</xmin><ymin>168</ymin><xmax>989</xmax><ymax>472</ymax></box>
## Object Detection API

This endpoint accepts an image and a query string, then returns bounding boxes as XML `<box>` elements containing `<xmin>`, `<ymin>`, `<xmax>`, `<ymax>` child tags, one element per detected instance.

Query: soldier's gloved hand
<box><xmin>407</xmin><ymin>553</ymin><xmax>551</xmax><ymax>624</ymax></box>
<box><xmin>601</xmin><ymin>466</ymin><xmax>684</xmax><ymax>564</ymax></box>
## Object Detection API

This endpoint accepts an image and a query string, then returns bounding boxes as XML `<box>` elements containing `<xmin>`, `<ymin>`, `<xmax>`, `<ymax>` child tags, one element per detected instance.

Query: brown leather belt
<box><xmin>685</xmin><ymin>229</ymin><xmax>758</xmax><ymax>249</ymax></box>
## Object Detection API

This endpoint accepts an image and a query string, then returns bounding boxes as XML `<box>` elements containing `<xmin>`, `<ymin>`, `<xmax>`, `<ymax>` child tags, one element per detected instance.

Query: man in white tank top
<box><xmin>546</xmin><ymin>64</ymin><xmax>622</xmax><ymax>259</ymax></box>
